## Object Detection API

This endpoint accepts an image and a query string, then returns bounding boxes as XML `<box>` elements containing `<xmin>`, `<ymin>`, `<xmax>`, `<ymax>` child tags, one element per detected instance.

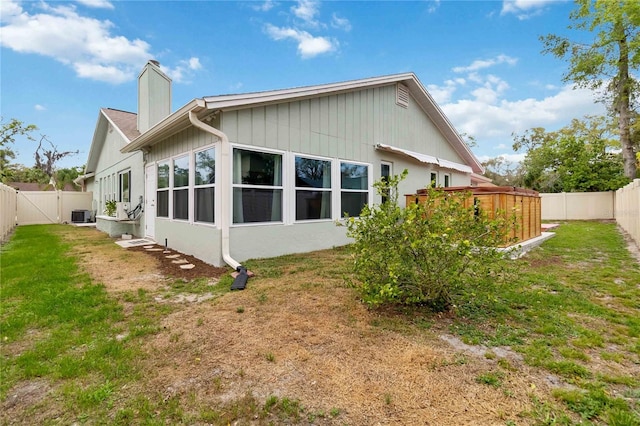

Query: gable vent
<box><xmin>396</xmin><ymin>83</ymin><xmax>409</xmax><ymax>108</ymax></box>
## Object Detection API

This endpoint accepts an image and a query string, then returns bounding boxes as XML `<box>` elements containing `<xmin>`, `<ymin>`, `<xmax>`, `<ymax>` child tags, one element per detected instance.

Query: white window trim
<box><xmin>292</xmin><ymin>152</ymin><xmax>334</xmax><ymax>224</ymax></box>
<box><xmin>337</xmin><ymin>159</ymin><xmax>372</xmax><ymax>220</ymax></box>
<box><xmin>193</xmin><ymin>146</ymin><xmax>217</xmax><ymax>226</ymax></box>
<box><xmin>230</xmin><ymin>144</ymin><xmax>287</xmax><ymax>227</ymax></box>
<box><xmin>118</xmin><ymin>168</ymin><xmax>131</xmax><ymax>203</ymax></box>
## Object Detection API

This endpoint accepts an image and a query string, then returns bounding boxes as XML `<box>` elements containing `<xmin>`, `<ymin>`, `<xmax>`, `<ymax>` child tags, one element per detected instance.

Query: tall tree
<box><xmin>34</xmin><ymin>135</ymin><xmax>79</xmax><ymax>185</ymax></box>
<box><xmin>513</xmin><ymin>116</ymin><xmax>628</xmax><ymax>192</ymax></box>
<box><xmin>0</xmin><ymin>118</ymin><xmax>37</xmax><ymax>178</ymax></box>
<box><xmin>540</xmin><ymin>0</ymin><xmax>640</xmax><ymax>179</ymax></box>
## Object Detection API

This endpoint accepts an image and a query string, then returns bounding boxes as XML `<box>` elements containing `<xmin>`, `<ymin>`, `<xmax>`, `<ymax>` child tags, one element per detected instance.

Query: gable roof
<box><xmin>120</xmin><ymin>73</ymin><xmax>483</xmax><ymax>174</ymax></box>
<box><xmin>84</xmin><ymin>108</ymin><xmax>140</xmax><ymax>174</ymax></box>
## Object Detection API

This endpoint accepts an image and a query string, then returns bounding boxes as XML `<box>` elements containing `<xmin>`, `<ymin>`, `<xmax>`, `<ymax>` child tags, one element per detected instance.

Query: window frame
<box><xmin>172</xmin><ymin>154</ymin><xmax>190</xmax><ymax>221</ymax></box>
<box><xmin>293</xmin><ymin>154</ymin><xmax>333</xmax><ymax>223</ymax></box>
<box><xmin>339</xmin><ymin>160</ymin><xmax>370</xmax><ymax>219</ymax></box>
<box><xmin>118</xmin><ymin>169</ymin><xmax>131</xmax><ymax>203</ymax></box>
<box><xmin>231</xmin><ymin>145</ymin><xmax>285</xmax><ymax>226</ymax></box>
<box><xmin>194</xmin><ymin>147</ymin><xmax>216</xmax><ymax>224</ymax></box>
<box><xmin>156</xmin><ymin>161</ymin><xmax>170</xmax><ymax>218</ymax></box>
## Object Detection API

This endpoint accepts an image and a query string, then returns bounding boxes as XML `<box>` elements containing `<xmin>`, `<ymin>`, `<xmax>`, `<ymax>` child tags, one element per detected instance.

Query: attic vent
<box><xmin>396</xmin><ymin>83</ymin><xmax>409</xmax><ymax>108</ymax></box>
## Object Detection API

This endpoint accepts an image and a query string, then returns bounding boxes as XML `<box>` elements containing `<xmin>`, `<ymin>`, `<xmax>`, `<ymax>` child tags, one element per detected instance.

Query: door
<box><xmin>145</xmin><ymin>164</ymin><xmax>156</xmax><ymax>239</ymax></box>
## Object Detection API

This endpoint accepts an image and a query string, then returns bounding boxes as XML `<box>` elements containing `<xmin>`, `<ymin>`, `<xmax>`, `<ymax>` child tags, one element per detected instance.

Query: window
<box><xmin>173</xmin><ymin>155</ymin><xmax>189</xmax><ymax>220</ymax></box>
<box><xmin>340</xmin><ymin>162</ymin><xmax>368</xmax><ymax>217</ymax></box>
<box><xmin>233</xmin><ymin>148</ymin><xmax>282</xmax><ymax>224</ymax></box>
<box><xmin>295</xmin><ymin>156</ymin><xmax>331</xmax><ymax>221</ymax></box>
<box><xmin>194</xmin><ymin>148</ymin><xmax>215</xmax><ymax>223</ymax></box>
<box><xmin>444</xmin><ymin>174</ymin><xmax>451</xmax><ymax>188</ymax></box>
<box><xmin>157</xmin><ymin>162</ymin><xmax>169</xmax><ymax>218</ymax></box>
<box><xmin>380</xmin><ymin>162</ymin><xmax>392</xmax><ymax>204</ymax></box>
<box><xmin>430</xmin><ymin>172</ymin><xmax>437</xmax><ymax>188</ymax></box>
<box><xmin>118</xmin><ymin>169</ymin><xmax>131</xmax><ymax>203</ymax></box>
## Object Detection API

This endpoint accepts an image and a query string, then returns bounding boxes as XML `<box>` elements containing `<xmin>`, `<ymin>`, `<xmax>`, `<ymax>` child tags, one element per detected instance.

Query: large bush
<box><xmin>345</xmin><ymin>170</ymin><xmax>516</xmax><ymax>311</ymax></box>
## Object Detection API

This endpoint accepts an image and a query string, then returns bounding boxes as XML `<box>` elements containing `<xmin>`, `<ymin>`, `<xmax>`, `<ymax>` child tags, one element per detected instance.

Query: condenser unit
<box><xmin>116</xmin><ymin>202</ymin><xmax>130</xmax><ymax>220</ymax></box>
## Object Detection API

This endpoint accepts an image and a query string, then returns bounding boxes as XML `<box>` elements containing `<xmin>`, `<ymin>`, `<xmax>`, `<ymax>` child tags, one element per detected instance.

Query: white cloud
<box><xmin>478</xmin><ymin>153</ymin><xmax>526</xmax><ymax>163</ymax></box>
<box><xmin>426</xmin><ymin>0</ymin><xmax>441</xmax><ymax>14</ymax></box>
<box><xmin>331</xmin><ymin>13</ymin><xmax>351</xmax><ymax>31</ymax></box>
<box><xmin>75</xmin><ymin>0</ymin><xmax>114</xmax><ymax>10</ymax></box>
<box><xmin>442</xmin><ymin>85</ymin><xmax>605</xmax><ymax>145</ymax></box>
<box><xmin>161</xmin><ymin>57</ymin><xmax>203</xmax><ymax>83</ymax></box>
<box><xmin>252</xmin><ymin>0</ymin><xmax>276</xmax><ymax>12</ymax></box>
<box><xmin>291</xmin><ymin>0</ymin><xmax>320</xmax><ymax>26</ymax></box>
<box><xmin>265</xmin><ymin>24</ymin><xmax>336</xmax><ymax>58</ymax></box>
<box><xmin>453</xmin><ymin>54</ymin><xmax>518</xmax><ymax>73</ymax></box>
<box><xmin>0</xmin><ymin>1</ymin><xmax>199</xmax><ymax>84</ymax></box>
<box><xmin>500</xmin><ymin>0</ymin><xmax>558</xmax><ymax>20</ymax></box>
<box><xmin>34</xmin><ymin>104</ymin><xmax>46</xmax><ymax>111</ymax></box>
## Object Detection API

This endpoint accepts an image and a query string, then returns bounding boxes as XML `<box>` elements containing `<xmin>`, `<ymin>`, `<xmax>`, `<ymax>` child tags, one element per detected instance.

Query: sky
<box><xmin>1</xmin><ymin>0</ymin><xmax>607</xmax><ymax>170</ymax></box>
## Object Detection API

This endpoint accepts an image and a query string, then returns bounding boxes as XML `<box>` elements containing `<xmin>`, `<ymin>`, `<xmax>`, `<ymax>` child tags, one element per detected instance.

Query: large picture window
<box><xmin>233</xmin><ymin>148</ymin><xmax>282</xmax><ymax>224</ymax></box>
<box><xmin>295</xmin><ymin>156</ymin><xmax>331</xmax><ymax>221</ymax></box>
<box><xmin>157</xmin><ymin>162</ymin><xmax>169</xmax><ymax>218</ymax></box>
<box><xmin>340</xmin><ymin>162</ymin><xmax>369</xmax><ymax>217</ymax></box>
<box><xmin>173</xmin><ymin>155</ymin><xmax>189</xmax><ymax>220</ymax></box>
<box><xmin>194</xmin><ymin>148</ymin><xmax>215</xmax><ymax>223</ymax></box>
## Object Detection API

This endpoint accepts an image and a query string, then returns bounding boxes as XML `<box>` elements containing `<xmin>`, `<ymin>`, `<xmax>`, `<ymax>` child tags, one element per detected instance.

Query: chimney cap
<box><xmin>149</xmin><ymin>59</ymin><xmax>160</xmax><ymax>67</ymax></box>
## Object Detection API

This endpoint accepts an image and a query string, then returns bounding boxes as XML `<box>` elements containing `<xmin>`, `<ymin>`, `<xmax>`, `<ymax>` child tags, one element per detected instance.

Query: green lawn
<box><xmin>1</xmin><ymin>222</ymin><xmax>639</xmax><ymax>425</ymax></box>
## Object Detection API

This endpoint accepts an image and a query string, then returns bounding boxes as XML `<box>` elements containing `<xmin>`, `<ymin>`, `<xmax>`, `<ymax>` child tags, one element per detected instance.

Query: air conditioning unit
<box><xmin>116</xmin><ymin>202</ymin><xmax>130</xmax><ymax>220</ymax></box>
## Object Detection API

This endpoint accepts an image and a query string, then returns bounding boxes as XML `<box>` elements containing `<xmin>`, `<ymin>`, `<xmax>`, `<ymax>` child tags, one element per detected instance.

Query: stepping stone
<box><xmin>163</xmin><ymin>250</ymin><xmax>172</xmax><ymax>254</ymax></box>
<box><xmin>143</xmin><ymin>245</ymin><xmax>155</xmax><ymax>249</ymax></box>
<box><xmin>180</xmin><ymin>264</ymin><xmax>195</xmax><ymax>270</ymax></box>
<box><xmin>172</xmin><ymin>259</ymin><xmax>189</xmax><ymax>264</ymax></box>
<box><xmin>165</xmin><ymin>254</ymin><xmax>181</xmax><ymax>259</ymax></box>
<box><xmin>146</xmin><ymin>248</ymin><xmax>163</xmax><ymax>252</ymax></box>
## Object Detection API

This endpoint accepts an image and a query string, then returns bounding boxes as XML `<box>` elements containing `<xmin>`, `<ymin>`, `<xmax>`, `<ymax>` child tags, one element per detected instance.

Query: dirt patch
<box><xmin>128</xmin><ymin>244</ymin><xmax>229</xmax><ymax>281</ymax></box>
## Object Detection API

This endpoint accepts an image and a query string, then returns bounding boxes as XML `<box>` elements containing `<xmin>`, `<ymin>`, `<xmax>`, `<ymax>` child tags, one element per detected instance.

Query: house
<box><xmin>80</xmin><ymin>60</ymin><xmax>484</xmax><ymax>268</ymax></box>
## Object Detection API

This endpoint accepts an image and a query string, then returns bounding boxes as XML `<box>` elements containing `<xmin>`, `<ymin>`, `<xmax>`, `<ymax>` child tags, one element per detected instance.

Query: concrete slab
<box><xmin>500</xmin><ymin>232</ymin><xmax>556</xmax><ymax>259</ymax></box>
<box><xmin>115</xmin><ymin>238</ymin><xmax>155</xmax><ymax>248</ymax></box>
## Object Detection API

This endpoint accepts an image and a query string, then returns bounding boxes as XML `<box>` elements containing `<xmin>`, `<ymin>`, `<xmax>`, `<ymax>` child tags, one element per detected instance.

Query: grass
<box><xmin>2</xmin><ymin>221</ymin><xmax>640</xmax><ymax>424</ymax></box>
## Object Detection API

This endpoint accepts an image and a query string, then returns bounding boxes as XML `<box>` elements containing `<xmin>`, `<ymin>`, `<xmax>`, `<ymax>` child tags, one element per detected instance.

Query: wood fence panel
<box><xmin>16</xmin><ymin>191</ymin><xmax>93</xmax><ymax>225</ymax></box>
<box><xmin>615</xmin><ymin>179</ymin><xmax>640</xmax><ymax>247</ymax></box>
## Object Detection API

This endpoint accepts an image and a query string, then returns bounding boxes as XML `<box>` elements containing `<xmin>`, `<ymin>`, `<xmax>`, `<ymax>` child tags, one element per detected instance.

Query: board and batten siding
<box><xmin>220</xmin><ymin>85</ymin><xmax>466</xmax><ymax>165</ymax></box>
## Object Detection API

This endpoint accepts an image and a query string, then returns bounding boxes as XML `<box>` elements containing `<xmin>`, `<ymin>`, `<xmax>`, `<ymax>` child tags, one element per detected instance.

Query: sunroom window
<box><xmin>173</xmin><ymin>155</ymin><xmax>189</xmax><ymax>220</ymax></box>
<box><xmin>340</xmin><ymin>162</ymin><xmax>369</xmax><ymax>217</ymax></box>
<box><xmin>194</xmin><ymin>148</ymin><xmax>215</xmax><ymax>223</ymax></box>
<box><xmin>118</xmin><ymin>169</ymin><xmax>131</xmax><ymax>203</ymax></box>
<box><xmin>232</xmin><ymin>148</ymin><xmax>282</xmax><ymax>224</ymax></box>
<box><xmin>157</xmin><ymin>162</ymin><xmax>170</xmax><ymax>218</ymax></box>
<box><xmin>295</xmin><ymin>156</ymin><xmax>331</xmax><ymax>221</ymax></box>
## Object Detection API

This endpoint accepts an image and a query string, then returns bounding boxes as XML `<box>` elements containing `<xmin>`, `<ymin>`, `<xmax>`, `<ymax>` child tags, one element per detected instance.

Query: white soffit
<box><xmin>376</xmin><ymin>144</ymin><xmax>472</xmax><ymax>174</ymax></box>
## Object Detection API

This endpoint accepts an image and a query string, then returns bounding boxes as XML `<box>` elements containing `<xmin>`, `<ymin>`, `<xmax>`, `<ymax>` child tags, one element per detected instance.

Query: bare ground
<box><xmin>9</xmin><ymin>225</ymin><xmax>638</xmax><ymax>424</ymax></box>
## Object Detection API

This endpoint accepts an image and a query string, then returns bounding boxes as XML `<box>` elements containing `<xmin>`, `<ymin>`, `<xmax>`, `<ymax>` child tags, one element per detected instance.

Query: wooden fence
<box><xmin>1</xmin><ymin>183</ymin><xmax>17</xmax><ymax>243</ymax></box>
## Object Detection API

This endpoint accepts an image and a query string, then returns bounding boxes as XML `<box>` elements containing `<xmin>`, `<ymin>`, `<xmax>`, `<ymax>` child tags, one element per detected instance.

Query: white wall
<box><xmin>0</xmin><ymin>183</ymin><xmax>17</xmax><ymax>242</ymax></box>
<box><xmin>615</xmin><ymin>179</ymin><xmax>640</xmax><ymax>248</ymax></box>
<box><xmin>541</xmin><ymin>192</ymin><xmax>615</xmax><ymax>220</ymax></box>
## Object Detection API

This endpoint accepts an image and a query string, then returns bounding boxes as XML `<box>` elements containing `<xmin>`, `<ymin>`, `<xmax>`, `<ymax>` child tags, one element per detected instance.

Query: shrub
<box><xmin>345</xmin><ymin>170</ymin><xmax>515</xmax><ymax>311</ymax></box>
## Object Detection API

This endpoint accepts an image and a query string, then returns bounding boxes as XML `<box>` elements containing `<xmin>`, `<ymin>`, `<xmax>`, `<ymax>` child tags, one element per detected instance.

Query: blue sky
<box><xmin>1</xmin><ymin>0</ymin><xmax>606</xmax><ymax>170</ymax></box>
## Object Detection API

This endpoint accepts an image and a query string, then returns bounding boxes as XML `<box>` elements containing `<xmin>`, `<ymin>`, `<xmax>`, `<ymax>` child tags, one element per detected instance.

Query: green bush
<box><xmin>345</xmin><ymin>170</ymin><xmax>515</xmax><ymax>311</ymax></box>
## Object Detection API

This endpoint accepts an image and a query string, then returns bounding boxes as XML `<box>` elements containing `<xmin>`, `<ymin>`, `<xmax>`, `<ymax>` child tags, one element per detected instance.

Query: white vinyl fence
<box><xmin>541</xmin><ymin>178</ymin><xmax>640</xmax><ymax>247</ymax></box>
<box><xmin>615</xmin><ymin>179</ymin><xmax>640</xmax><ymax>247</ymax></box>
<box><xmin>1</xmin><ymin>183</ymin><xmax>17</xmax><ymax>243</ymax></box>
<box><xmin>16</xmin><ymin>191</ymin><xmax>93</xmax><ymax>225</ymax></box>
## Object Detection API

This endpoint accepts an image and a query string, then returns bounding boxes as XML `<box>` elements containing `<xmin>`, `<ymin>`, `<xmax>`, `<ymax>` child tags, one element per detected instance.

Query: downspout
<box><xmin>188</xmin><ymin>109</ymin><xmax>242</xmax><ymax>272</ymax></box>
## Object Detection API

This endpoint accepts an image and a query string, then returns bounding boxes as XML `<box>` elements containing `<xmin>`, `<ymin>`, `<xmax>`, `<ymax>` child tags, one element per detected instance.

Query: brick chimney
<box><xmin>137</xmin><ymin>60</ymin><xmax>172</xmax><ymax>133</ymax></box>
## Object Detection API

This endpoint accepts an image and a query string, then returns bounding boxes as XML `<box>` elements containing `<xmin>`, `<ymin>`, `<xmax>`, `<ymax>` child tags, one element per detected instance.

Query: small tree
<box><xmin>345</xmin><ymin>170</ymin><xmax>515</xmax><ymax>311</ymax></box>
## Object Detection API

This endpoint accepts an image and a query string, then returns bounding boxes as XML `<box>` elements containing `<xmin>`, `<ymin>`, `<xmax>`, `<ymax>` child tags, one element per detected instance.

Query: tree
<box><xmin>481</xmin><ymin>156</ymin><xmax>523</xmax><ymax>186</ymax></box>
<box><xmin>513</xmin><ymin>116</ymin><xmax>629</xmax><ymax>192</ymax></box>
<box><xmin>540</xmin><ymin>0</ymin><xmax>640</xmax><ymax>179</ymax></box>
<box><xmin>0</xmin><ymin>118</ymin><xmax>37</xmax><ymax>178</ymax></box>
<box><xmin>34</xmin><ymin>135</ymin><xmax>79</xmax><ymax>185</ymax></box>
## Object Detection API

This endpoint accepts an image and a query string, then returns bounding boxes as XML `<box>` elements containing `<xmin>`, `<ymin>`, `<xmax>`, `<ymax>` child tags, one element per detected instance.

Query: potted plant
<box><xmin>104</xmin><ymin>200</ymin><xmax>117</xmax><ymax>216</ymax></box>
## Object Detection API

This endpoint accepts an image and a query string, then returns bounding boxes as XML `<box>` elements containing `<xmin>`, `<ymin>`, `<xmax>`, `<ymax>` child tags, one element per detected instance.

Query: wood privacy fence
<box><xmin>0</xmin><ymin>184</ymin><xmax>93</xmax><ymax>243</ymax></box>
<box><xmin>541</xmin><ymin>178</ymin><xmax>640</xmax><ymax>246</ymax></box>
<box><xmin>1</xmin><ymin>183</ymin><xmax>17</xmax><ymax>243</ymax></box>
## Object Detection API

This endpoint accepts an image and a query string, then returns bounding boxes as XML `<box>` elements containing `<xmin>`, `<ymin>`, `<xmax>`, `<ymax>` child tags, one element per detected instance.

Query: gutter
<box><xmin>187</xmin><ymin>109</ymin><xmax>242</xmax><ymax>273</ymax></box>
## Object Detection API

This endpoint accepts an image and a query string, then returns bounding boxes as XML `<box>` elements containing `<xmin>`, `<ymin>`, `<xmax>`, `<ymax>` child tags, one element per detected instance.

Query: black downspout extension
<box><xmin>230</xmin><ymin>266</ymin><xmax>250</xmax><ymax>290</ymax></box>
